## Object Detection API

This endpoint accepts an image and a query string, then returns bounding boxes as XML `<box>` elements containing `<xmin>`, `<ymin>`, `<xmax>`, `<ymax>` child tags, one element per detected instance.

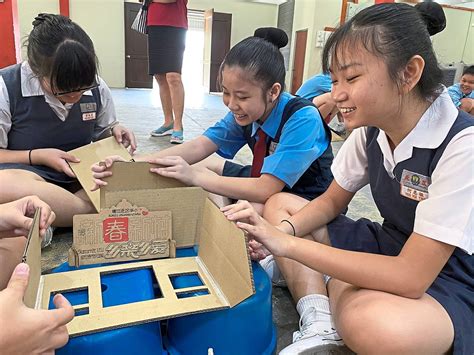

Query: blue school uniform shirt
<box><xmin>447</xmin><ymin>83</ymin><xmax>474</xmax><ymax>107</ymax></box>
<box><xmin>203</xmin><ymin>92</ymin><xmax>328</xmax><ymax>188</ymax></box>
<box><xmin>295</xmin><ymin>73</ymin><xmax>332</xmax><ymax>101</ymax></box>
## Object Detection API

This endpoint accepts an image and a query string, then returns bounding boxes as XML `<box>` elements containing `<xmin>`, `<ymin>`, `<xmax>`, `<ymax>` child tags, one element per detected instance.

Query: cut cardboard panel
<box><xmin>100</xmin><ymin>162</ymin><xmax>186</xmax><ymax>209</ymax></box>
<box><xmin>22</xmin><ymin>208</ymin><xmax>41</xmax><ymax>309</ymax></box>
<box><xmin>102</xmin><ymin>188</ymin><xmax>207</xmax><ymax>248</ymax></box>
<box><xmin>198</xmin><ymin>199</ymin><xmax>255</xmax><ymax>307</ymax></box>
<box><xmin>68</xmin><ymin>137</ymin><xmax>132</xmax><ymax>211</ymax></box>
<box><xmin>70</xmin><ymin>202</ymin><xmax>173</xmax><ymax>266</ymax></box>
<box><xmin>23</xmin><ymin>202</ymin><xmax>255</xmax><ymax>336</ymax></box>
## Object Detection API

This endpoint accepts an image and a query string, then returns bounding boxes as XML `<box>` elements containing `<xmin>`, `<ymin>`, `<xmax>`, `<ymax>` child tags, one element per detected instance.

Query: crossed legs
<box><xmin>264</xmin><ymin>192</ymin><xmax>454</xmax><ymax>354</ymax></box>
<box><xmin>0</xmin><ymin>169</ymin><xmax>95</xmax><ymax>227</ymax></box>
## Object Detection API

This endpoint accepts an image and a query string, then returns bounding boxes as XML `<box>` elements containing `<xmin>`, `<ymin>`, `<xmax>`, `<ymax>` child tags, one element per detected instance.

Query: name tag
<box><xmin>80</xmin><ymin>102</ymin><xmax>97</xmax><ymax>121</ymax></box>
<box><xmin>400</xmin><ymin>169</ymin><xmax>430</xmax><ymax>201</ymax></box>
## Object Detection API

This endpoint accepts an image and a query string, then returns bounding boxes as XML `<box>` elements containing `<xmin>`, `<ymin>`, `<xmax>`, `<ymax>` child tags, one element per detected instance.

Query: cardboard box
<box><xmin>23</xmin><ymin>143</ymin><xmax>255</xmax><ymax>336</ymax></box>
<box><xmin>24</xmin><ymin>197</ymin><xmax>254</xmax><ymax>336</ymax></box>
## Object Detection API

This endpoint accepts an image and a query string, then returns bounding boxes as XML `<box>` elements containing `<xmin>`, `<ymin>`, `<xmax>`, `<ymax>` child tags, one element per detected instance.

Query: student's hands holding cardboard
<box><xmin>0</xmin><ymin>263</ymin><xmax>74</xmax><ymax>354</ymax></box>
<box><xmin>90</xmin><ymin>155</ymin><xmax>128</xmax><ymax>191</ymax></box>
<box><xmin>222</xmin><ymin>201</ymin><xmax>291</xmax><ymax>259</ymax></box>
<box><xmin>0</xmin><ymin>196</ymin><xmax>55</xmax><ymax>239</ymax></box>
<box><xmin>111</xmin><ymin>125</ymin><xmax>137</xmax><ymax>154</ymax></box>
<box><xmin>148</xmin><ymin>156</ymin><xmax>200</xmax><ymax>186</ymax></box>
<box><xmin>30</xmin><ymin>148</ymin><xmax>80</xmax><ymax>177</ymax></box>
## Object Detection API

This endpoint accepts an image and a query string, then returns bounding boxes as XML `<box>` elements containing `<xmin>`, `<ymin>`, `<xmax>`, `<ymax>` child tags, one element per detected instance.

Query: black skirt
<box><xmin>147</xmin><ymin>25</ymin><xmax>187</xmax><ymax>75</ymax></box>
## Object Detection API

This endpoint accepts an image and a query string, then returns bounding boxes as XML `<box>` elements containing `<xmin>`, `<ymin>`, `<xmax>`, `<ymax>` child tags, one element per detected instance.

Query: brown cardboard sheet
<box><xmin>24</xmin><ymin>201</ymin><xmax>255</xmax><ymax>336</ymax></box>
<box><xmin>22</xmin><ymin>209</ymin><xmax>42</xmax><ymax>309</ymax></box>
<box><xmin>68</xmin><ymin>137</ymin><xmax>132</xmax><ymax>211</ymax></box>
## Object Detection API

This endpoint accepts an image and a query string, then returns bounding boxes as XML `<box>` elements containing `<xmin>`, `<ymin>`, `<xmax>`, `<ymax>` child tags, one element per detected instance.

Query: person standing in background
<box><xmin>147</xmin><ymin>0</ymin><xmax>188</xmax><ymax>144</ymax></box>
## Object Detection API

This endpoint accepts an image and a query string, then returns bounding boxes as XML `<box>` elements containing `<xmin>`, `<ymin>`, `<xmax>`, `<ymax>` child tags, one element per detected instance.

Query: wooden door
<box><xmin>291</xmin><ymin>29</ymin><xmax>307</xmax><ymax>94</ymax></box>
<box><xmin>203</xmin><ymin>9</ymin><xmax>232</xmax><ymax>93</ymax></box>
<box><xmin>124</xmin><ymin>2</ymin><xmax>153</xmax><ymax>88</ymax></box>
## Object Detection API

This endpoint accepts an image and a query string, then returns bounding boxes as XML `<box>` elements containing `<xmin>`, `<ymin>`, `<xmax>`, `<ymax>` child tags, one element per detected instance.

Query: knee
<box><xmin>154</xmin><ymin>74</ymin><xmax>167</xmax><ymax>85</ymax></box>
<box><xmin>166</xmin><ymin>72</ymin><xmax>182</xmax><ymax>87</ymax></box>
<box><xmin>337</xmin><ymin>296</ymin><xmax>416</xmax><ymax>354</ymax></box>
<box><xmin>263</xmin><ymin>193</ymin><xmax>293</xmax><ymax>217</ymax></box>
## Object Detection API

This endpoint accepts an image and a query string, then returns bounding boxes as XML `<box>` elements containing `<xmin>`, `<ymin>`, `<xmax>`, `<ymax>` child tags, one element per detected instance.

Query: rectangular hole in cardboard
<box><xmin>176</xmin><ymin>288</ymin><xmax>210</xmax><ymax>299</ymax></box>
<box><xmin>48</xmin><ymin>287</ymin><xmax>89</xmax><ymax>310</ymax></box>
<box><xmin>74</xmin><ymin>307</ymin><xmax>90</xmax><ymax>317</ymax></box>
<box><xmin>100</xmin><ymin>266</ymin><xmax>163</xmax><ymax>307</ymax></box>
<box><xmin>169</xmin><ymin>272</ymin><xmax>204</xmax><ymax>289</ymax></box>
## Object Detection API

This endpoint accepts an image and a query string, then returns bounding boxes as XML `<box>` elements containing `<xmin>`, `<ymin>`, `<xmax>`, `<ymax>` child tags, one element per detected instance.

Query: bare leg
<box><xmin>329</xmin><ymin>279</ymin><xmax>454</xmax><ymax>354</ymax></box>
<box><xmin>0</xmin><ymin>237</ymin><xmax>26</xmax><ymax>290</ymax></box>
<box><xmin>192</xmin><ymin>156</ymin><xmax>264</xmax><ymax>213</ymax></box>
<box><xmin>154</xmin><ymin>74</ymin><xmax>174</xmax><ymax>126</ymax></box>
<box><xmin>166</xmin><ymin>72</ymin><xmax>185</xmax><ymax>131</ymax></box>
<box><xmin>0</xmin><ymin>170</ymin><xmax>95</xmax><ymax>227</ymax></box>
<box><xmin>263</xmin><ymin>193</ymin><xmax>327</xmax><ymax>300</ymax></box>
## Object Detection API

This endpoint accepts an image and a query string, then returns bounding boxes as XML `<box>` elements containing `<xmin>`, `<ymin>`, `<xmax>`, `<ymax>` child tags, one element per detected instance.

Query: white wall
<box><xmin>17</xmin><ymin>0</ymin><xmax>278</xmax><ymax>88</ymax></box>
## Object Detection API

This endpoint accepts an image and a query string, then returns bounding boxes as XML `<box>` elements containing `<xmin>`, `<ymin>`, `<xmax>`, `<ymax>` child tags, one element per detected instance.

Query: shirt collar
<box><xmin>376</xmin><ymin>88</ymin><xmax>458</xmax><ymax>173</ymax></box>
<box><xmin>251</xmin><ymin>92</ymin><xmax>292</xmax><ymax>138</ymax></box>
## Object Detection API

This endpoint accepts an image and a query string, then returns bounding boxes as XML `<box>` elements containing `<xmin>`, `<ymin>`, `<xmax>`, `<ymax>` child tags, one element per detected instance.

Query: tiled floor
<box><xmin>42</xmin><ymin>87</ymin><xmax>381</xmax><ymax>353</ymax></box>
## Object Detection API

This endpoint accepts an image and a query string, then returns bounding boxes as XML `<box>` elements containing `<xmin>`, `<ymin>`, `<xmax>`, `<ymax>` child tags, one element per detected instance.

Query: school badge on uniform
<box><xmin>80</xmin><ymin>102</ymin><xmax>97</xmax><ymax>121</ymax></box>
<box><xmin>400</xmin><ymin>169</ymin><xmax>430</xmax><ymax>201</ymax></box>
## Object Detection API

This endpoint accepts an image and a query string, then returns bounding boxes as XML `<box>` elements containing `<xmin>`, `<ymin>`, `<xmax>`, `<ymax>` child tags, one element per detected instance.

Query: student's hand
<box><xmin>31</xmin><ymin>148</ymin><xmax>80</xmax><ymax>177</ymax></box>
<box><xmin>148</xmin><ymin>156</ymin><xmax>198</xmax><ymax>185</ymax></box>
<box><xmin>0</xmin><ymin>196</ymin><xmax>55</xmax><ymax>239</ymax></box>
<box><xmin>90</xmin><ymin>155</ymin><xmax>128</xmax><ymax>191</ymax></box>
<box><xmin>111</xmin><ymin>125</ymin><xmax>137</xmax><ymax>154</ymax></box>
<box><xmin>222</xmin><ymin>201</ymin><xmax>292</xmax><ymax>258</ymax></box>
<box><xmin>459</xmin><ymin>98</ymin><xmax>474</xmax><ymax>113</ymax></box>
<box><xmin>0</xmin><ymin>263</ymin><xmax>74</xmax><ymax>354</ymax></box>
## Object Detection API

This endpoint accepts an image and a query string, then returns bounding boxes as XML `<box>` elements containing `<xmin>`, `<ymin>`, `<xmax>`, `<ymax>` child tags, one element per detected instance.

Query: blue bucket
<box><xmin>51</xmin><ymin>262</ymin><xmax>166</xmax><ymax>355</ymax></box>
<box><xmin>165</xmin><ymin>250</ymin><xmax>277</xmax><ymax>355</ymax></box>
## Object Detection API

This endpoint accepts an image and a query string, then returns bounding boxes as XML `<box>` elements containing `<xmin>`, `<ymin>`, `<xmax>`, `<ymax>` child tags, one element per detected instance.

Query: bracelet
<box><xmin>28</xmin><ymin>149</ymin><xmax>33</xmax><ymax>166</ymax></box>
<box><xmin>280</xmin><ymin>219</ymin><xmax>296</xmax><ymax>236</ymax></box>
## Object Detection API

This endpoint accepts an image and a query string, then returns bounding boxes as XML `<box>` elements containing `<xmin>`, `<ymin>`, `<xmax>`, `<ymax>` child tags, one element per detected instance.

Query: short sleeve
<box><xmin>202</xmin><ymin>112</ymin><xmax>247</xmax><ymax>159</ymax></box>
<box><xmin>260</xmin><ymin>106</ymin><xmax>329</xmax><ymax>187</ymax></box>
<box><xmin>0</xmin><ymin>76</ymin><xmax>11</xmax><ymax>148</ymax></box>
<box><xmin>414</xmin><ymin>127</ymin><xmax>474</xmax><ymax>254</ymax></box>
<box><xmin>92</xmin><ymin>77</ymin><xmax>118</xmax><ymax>141</ymax></box>
<box><xmin>331</xmin><ymin>127</ymin><xmax>370</xmax><ymax>192</ymax></box>
<box><xmin>447</xmin><ymin>84</ymin><xmax>462</xmax><ymax>107</ymax></box>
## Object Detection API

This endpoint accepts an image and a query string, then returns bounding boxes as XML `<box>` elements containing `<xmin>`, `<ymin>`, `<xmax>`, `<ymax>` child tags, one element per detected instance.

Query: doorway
<box><xmin>290</xmin><ymin>29</ymin><xmax>307</xmax><ymax>94</ymax></box>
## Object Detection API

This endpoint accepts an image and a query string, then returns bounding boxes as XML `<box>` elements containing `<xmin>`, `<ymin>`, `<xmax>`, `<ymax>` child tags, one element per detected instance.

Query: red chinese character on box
<box><xmin>103</xmin><ymin>217</ymin><xmax>129</xmax><ymax>243</ymax></box>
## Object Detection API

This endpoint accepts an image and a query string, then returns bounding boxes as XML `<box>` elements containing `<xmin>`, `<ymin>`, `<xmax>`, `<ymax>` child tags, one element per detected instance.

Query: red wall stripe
<box><xmin>59</xmin><ymin>0</ymin><xmax>70</xmax><ymax>18</ymax></box>
<box><xmin>0</xmin><ymin>0</ymin><xmax>20</xmax><ymax>68</ymax></box>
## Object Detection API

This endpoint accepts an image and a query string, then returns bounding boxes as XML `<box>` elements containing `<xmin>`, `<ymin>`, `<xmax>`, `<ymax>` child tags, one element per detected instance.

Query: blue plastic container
<box><xmin>51</xmin><ymin>262</ymin><xmax>166</xmax><ymax>355</ymax></box>
<box><xmin>165</xmin><ymin>250</ymin><xmax>277</xmax><ymax>355</ymax></box>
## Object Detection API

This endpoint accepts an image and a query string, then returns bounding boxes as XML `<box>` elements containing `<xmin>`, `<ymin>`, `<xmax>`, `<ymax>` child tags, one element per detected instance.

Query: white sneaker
<box><xmin>41</xmin><ymin>226</ymin><xmax>54</xmax><ymax>248</ymax></box>
<box><xmin>259</xmin><ymin>254</ymin><xmax>287</xmax><ymax>287</ymax></box>
<box><xmin>279</xmin><ymin>307</ymin><xmax>345</xmax><ymax>355</ymax></box>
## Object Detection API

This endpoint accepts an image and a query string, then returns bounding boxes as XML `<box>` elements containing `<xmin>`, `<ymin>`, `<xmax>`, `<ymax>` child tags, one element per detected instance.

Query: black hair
<box><xmin>322</xmin><ymin>3</ymin><xmax>443</xmax><ymax>102</ymax></box>
<box><xmin>218</xmin><ymin>27</ymin><xmax>288</xmax><ymax>93</ymax></box>
<box><xmin>26</xmin><ymin>13</ymin><xmax>98</xmax><ymax>94</ymax></box>
<box><xmin>414</xmin><ymin>1</ymin><xmax>446</xmax><ymax>36</ymax></box>
<box><xmin>462</xmin><ymin>65</ymin><xmax>474</xmax><ymax>76</ymax></box>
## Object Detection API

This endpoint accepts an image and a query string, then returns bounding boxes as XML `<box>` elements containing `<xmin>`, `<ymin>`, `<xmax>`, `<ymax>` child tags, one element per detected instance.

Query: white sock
<box><xmin>296</xmin><ymin>294</ymin><xmax>332</xmax><ymax>322</ymax></box>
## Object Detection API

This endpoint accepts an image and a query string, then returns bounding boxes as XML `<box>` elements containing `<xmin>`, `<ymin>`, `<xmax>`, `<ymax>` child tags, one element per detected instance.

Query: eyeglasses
<box><xmin>52</xmin><ymin>82</ymin><xmax>99</xmax><ymax>97</ymax></box>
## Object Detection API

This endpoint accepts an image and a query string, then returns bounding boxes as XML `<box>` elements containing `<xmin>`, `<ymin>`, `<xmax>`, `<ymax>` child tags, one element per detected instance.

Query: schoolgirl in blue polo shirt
<box><xmin>224</xmin><ymin>4</ymin><xmax>472</xmax><ymax>355</ymax></box>
<box><xmin>93</xmin><ymin>27</ymin><xmax>333</xmax><ymax>211</ymax></box>
<box><xmin>0</xmin><ymin>14</ymin><xmax>135</xmax><ymax>231</ymax></box>
<box><xmin>296</xmin><ymin>73</ymin><xmax>332</xmax><ymax>102</ymax></box>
